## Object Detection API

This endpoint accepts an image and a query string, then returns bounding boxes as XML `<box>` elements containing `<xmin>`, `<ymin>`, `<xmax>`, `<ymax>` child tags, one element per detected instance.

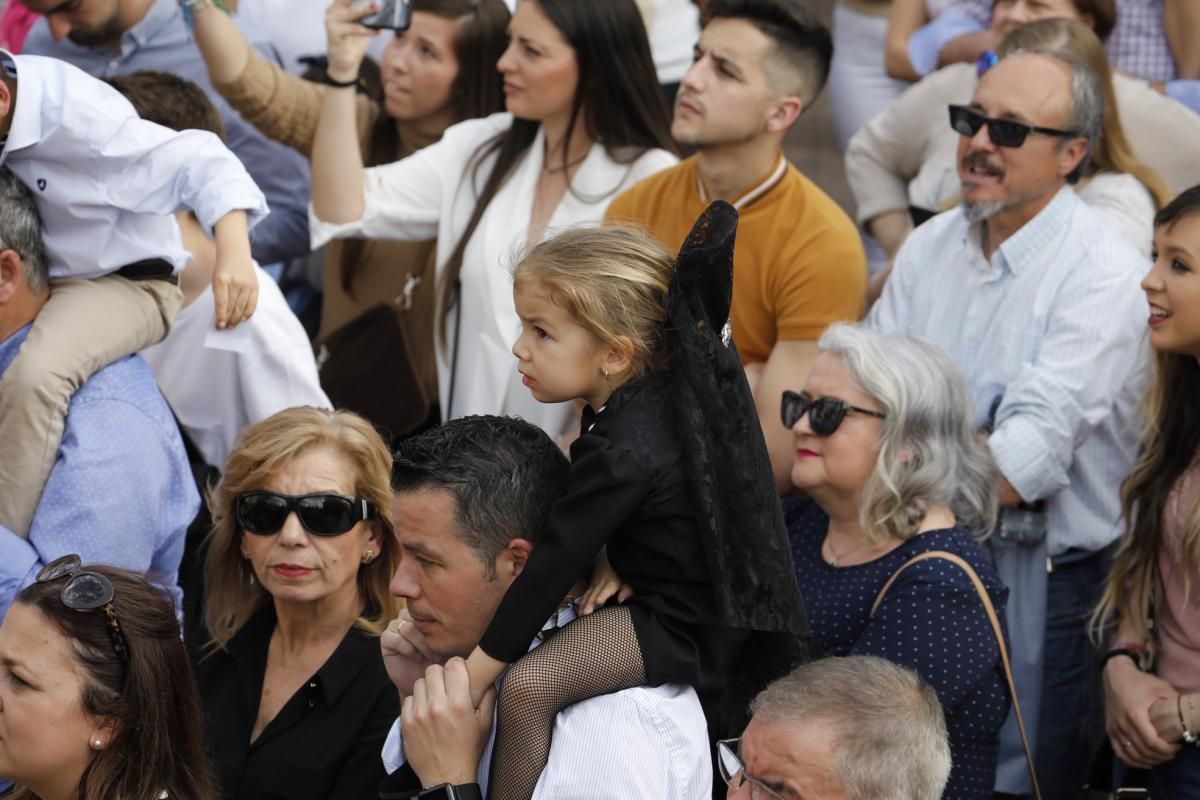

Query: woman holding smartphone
<box><xmin>189</xmin><ymin>0</ymin><xmax>511</xmax><ymax>437</ymax></box>
<box><xmin>310</xmin><ymin>0</ymin><xmax>678</xmax><ymax>439</ymax></box>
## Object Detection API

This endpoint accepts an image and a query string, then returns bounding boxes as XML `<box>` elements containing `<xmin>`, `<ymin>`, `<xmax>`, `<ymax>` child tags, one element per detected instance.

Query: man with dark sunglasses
<box><xmin>869</xmin><ymin>48</ymin><xmax>1148</xmax><ymax>798</ymax></box>
<box><xmin>375</xmin><ymin>416</ymin><xmax>712</xmax><ymax>800</ymax></box>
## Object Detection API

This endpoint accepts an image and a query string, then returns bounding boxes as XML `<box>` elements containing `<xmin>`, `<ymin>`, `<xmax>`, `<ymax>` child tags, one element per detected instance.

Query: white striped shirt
<box><xmin>869</xmin><ymin>186</ymin><xmax>1149</xmax><ymax>555</ymax></box>
<box><xmin>0</xmin><ymin>52</ymin><xmax>267</xmax><ymax>280</ymax></box>
<box><xmin>381</xmin><ymin>603</ymin><xmax>713</xmax><ymax>799</ymax></box>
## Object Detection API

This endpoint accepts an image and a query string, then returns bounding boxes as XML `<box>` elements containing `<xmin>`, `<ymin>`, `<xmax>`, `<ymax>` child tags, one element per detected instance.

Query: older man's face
<box><xmin>955</xmin><ymin>53</ymin><xmax>1086</xmax><ymax>226</ymax></box>
<box><xmin>729</xmin><ymin>716</ymin><xmax>847</xmax><ymax>800</ymax></box>
<box><xmin>388</xmin><ymin>488</ymin><xmax>515</xmax><ymax>659</ymax></box>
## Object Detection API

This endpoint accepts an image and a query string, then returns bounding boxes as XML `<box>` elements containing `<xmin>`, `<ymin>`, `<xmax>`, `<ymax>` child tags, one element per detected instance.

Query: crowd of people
<box><xmin>0</xmin><ymin>0</ymin><xmax>1197</xmax><ymax>798</ymax></box>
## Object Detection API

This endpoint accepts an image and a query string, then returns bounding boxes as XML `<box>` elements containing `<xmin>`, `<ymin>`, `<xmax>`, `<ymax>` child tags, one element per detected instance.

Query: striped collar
<box><xmin>696</xmin><ymin>154</ymin><xmax>788</xmax><ymax>210</ymax></box>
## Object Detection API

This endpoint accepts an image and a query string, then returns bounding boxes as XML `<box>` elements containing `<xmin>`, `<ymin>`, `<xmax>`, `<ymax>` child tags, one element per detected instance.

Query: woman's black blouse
<box><xmin>193</xmin><ymin>604</ymin><xmax>398</xmax><ymax>800</ymax></box>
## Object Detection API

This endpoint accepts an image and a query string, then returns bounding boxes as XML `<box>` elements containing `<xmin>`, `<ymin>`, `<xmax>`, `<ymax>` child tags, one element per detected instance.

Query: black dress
<box><xmin>193</xmin><ymin>604</ymin><xmax>398</xmax><ymax>800</ymax></box>
<box><xmin>478</xmin><ymin>375</ymin><xmax>746</xmax><ymax>691</ymax></box>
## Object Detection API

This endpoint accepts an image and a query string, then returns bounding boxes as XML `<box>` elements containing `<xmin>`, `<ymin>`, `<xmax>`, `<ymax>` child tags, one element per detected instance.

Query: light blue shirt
<box><xmin>1166</xmin><ymin>81</ymin><xmax>1200</xmax><ymax>114</ymax></box>
<box><xmin>0</xmin><ymin>325</ymin><xmax>198</xmax><ymax>621</ymax></box>
<box><xmin>0</xmin><ymin>51</ymin><xmax>267</xmax><ymax>281</ymax></box>
<box><xmin>908</xmin><ymin>5</ymin><xmax>991</xmax><ymax>77</ymax></box>
<box><xmin>23</xmin><ymin>0</ymin><xmax>313</xmax><ymax>265</ymax></box>
<box><xmin>869</xmin><ymin>187</ymin><xmax>1149</xmax><ymax>555</ymax></box>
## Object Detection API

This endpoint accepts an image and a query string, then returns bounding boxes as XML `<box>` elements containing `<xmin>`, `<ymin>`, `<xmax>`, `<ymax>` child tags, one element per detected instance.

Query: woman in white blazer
<box><xmin>310</xmin><ymin>0</ymin><xmax>678</xmax><ymax>438</ymax></box>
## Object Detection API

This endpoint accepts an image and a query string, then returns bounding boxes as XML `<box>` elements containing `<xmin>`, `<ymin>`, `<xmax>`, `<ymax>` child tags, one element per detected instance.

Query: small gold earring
<box><xmin>240</xmin><ymin>547</ymin><xmax>250</xmax><ymax>559</ymax></box>
<box><xmin>602</xmin><ymin>368</ymin><xmax>610</xmax><ymax>379</ymax></box>
<box><xmin>362</xmin><ymin>550</ymin><xmax>375</xmax><ymax>565</ymax></box>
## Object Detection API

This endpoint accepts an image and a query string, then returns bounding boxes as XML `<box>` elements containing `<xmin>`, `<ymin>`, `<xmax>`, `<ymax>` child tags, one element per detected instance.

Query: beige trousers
<box><xmin>0</xmin><ymin>275</ymin><xmax>181</xmax><ymax>536</ymax></box>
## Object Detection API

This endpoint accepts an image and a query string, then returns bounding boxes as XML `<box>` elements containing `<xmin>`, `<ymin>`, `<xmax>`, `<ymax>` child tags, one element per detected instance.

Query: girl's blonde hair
<box><xmin>513</xmin><ymin>224</ymin><xmax>675</xmax><ymax>378</ymax></box>
<box><xmin>997</xmin><ymin>18</ymin><xmax>1171</xmax><ymax>208</ymax></box>
<box><xmin>203</xmin><ymin>407</ymin><xmax>400</xmax><ymax>651</ymax></box>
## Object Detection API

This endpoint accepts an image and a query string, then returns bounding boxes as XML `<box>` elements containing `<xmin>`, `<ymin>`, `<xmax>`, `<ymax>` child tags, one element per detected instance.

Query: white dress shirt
<box><xmin>139</xmin><ymin>264</ymin><xmax>329</xmax><ymax>468</ymax></box>
<box><xmin>380</xmin><ymin>602</ymin><xmax>713</xmax><ymax>800</ymax></box>
<box><xmin>869</xmin><ymin>186</ymin><xmax>1148</xmax><ymax>556</ymax></box>
<box><xmin>0</xmin><ymin>51</ymin><xmax>267</xmax><ymax>280</ymax></box>
<box><xmin>310</xmin><ymin>112</ymin><xmax>676</xmax><ymax>439</ymax></box>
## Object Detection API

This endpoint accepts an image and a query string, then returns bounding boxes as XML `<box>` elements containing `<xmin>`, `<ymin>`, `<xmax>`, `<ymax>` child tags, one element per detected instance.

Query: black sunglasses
<box><xmin>781</xmin><ymin>390</ymin><xmax>886</xmax><ymax>436</ymax></box>
<box><xmin>948</xmin><ymin>104</ymin><xmax>1079</xmax><ymax>148</ymax></box>
<box><xmin>36</xmin><ymin>554</ymin><xmax>128</xmax><ymax>662</ymax></box>
<box><xmin>237</xmin><ymin>492</ymin><xmax>376</xmax><ymax>537</ymax></box>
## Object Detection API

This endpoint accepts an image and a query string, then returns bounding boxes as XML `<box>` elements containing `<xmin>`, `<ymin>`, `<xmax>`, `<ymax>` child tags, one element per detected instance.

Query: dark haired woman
<box><xmin>1095</xmin><ymin>186</ymin><xmax>1200</xmax><ymax>796</ymax></box>
<box><xmin>310</xmin><ymin>0</ymin><xmax>678</xmax><ymax>439</ymax></box>
<box><xmin>0</xmin><ymin>559</ymin><xmax>216</xmax><ymax>800</ymax></box>
<box><xmin>190</xmin><ymin>0</ymin><xmax>512</xmax><ymax>433</ymax></box>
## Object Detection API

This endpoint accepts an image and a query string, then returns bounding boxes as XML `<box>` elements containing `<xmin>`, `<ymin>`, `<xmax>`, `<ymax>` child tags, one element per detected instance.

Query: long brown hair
<box><xmin>203</xmin><ymin>407</ymin><xmax>401</xmax><ymax>650</ymax></box>
<box><xmin>342</xmin><ymin>0</ymin><xmax>511</xmax><ymax>298</ymax></box>
<box><xmin>997</xmin><ymin>18</ymin><xmax>1171</xmax><ymax>208</ymax></box>
<box><xmin>437</xmin><ymin>0</ymin><xmax>677</xmax><ymax>341</ymax></box>
<box><xmin>1092</xmin><ymin>187</ymin><xmax>1200</xmax><ymax>644</ymax></box>
<box><xmin>10</xmin><ymin>566</ymin><xmax>216</xmax><ymax>800</ymax></box>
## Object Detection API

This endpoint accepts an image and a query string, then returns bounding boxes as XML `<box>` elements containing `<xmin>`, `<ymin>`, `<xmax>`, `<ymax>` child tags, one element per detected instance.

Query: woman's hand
<box><xmin>325</xmin><ymin>0</ymin><xmax>381</xmax><ymax>82</ymax></box>
<box><xmin>381</xmin><ymin>608</ymin><xmax>438</xmax><ymax>698</ymax></box>
<box><xmin>579</xmin><ymin>547</ymin><xmax>633</xmax><ymax>615</ymax></box>
<box><xmin>1104</xmin><ymin>656</ymin><xmax>1181</xmax><ymax>768</ymax></box>
<box><xmin>1149</xmin><ymin>696</ymin><xmax>1185</xmax><ymax>744</ymax></box>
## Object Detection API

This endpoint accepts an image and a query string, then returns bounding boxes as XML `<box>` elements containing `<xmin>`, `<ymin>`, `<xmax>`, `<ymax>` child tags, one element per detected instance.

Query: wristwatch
<box><xmin>414</xmin><ymin>784</ymin><xmax>482</xmax><ymax>800</ymax></box>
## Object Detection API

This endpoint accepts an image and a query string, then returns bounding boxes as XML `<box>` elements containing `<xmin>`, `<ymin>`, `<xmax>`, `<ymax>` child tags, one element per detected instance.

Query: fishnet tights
<box><xmin>487</xmin><ymin>606</ymin><xmax>646</xmax><ymax>800</ymax></box>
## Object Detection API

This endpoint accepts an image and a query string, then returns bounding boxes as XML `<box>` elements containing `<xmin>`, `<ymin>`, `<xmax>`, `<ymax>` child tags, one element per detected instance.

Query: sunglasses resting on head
<box><xmin>236</xmin><ymin>492</ymin><xmax>376</xmax><ymax>537</ymax></box>
<box><xmin>780</xmin><ymin>390</ymin><xmax>886</xmax><ymax>436</ymax></box>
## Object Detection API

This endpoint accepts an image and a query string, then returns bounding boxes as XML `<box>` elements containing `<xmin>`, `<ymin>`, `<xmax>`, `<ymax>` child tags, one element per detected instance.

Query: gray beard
<box><xmin>961</xmin><ymin>198</ymin><xmax>1007</xmax><ymax>223</ymax></box>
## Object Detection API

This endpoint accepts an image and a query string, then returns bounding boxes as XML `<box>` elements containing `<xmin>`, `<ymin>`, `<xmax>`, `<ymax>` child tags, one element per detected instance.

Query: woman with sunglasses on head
<box><xmin>848</xmin><ymin>10</ymin><xmax>1193</xmax><ymax>286</ymax></box>
<box><xmin>188</xmin><ymin>0</ymin><xmax>512</xmax><ymax>438</ymax></box>
<box><xmin>0</xmin><ymin>557</ymin><xmax>215</xmax><ymax>800</ymax></box>
<box><xmin>310</xmin><ymin>0</ymin><xmax>677</xmax><ymax>441</ymax></box>
<box><xmin>193</xmin><ymin>406</ymin><xmax>401</xmax><ymax>800</ymax></box>
<box><xmin>783</xmin><ymin>323</ymin><xmax>1009</xmax><ymax>800</ymax></box>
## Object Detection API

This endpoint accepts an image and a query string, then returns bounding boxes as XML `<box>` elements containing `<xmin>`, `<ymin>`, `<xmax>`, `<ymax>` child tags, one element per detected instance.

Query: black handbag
<box><xmin>315</xmin><ymin>303</ymin><xmax>433</xmax><ymax>441</ymax></box>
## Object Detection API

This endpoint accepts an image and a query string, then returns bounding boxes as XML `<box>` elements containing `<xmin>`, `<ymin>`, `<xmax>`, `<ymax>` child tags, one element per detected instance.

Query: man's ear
<box><xmin>0</xmin><ymin>249</ymin><xmax>24</xmax><ymax>303</ymax></box>
<box><xmin>499</xmin><ymin>537</ymin><xmax>534</xmax><ymax>580</ymax></box>
<box><xmin>0</xmin><ymin>79</ymin><xmax>13</xmax><ymax>130</ymax></box>
<box><xmin>765</xmin><ymin>95</ymin><xmax>803</xmax><ymax>135</ymax></box>
<box><xmin>1058</xmin><ymin>137</ymin><xmax>1089</xmax><ymax>181</ymax></box>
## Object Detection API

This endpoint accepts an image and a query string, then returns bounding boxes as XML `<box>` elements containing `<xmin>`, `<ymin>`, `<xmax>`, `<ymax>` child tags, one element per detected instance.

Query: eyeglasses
<box><xmin>236</xmin><ymin>492</ymin><xmax>376</xmax><ymax>537</ymax></box>
<box><xmin>948</xmin><ymin>104</ymin><xmax>1079</xmax><ymax>148</ymax></box>
<box><xmin>781</xmin><ymin>390</ymin><xmax>886</xmax><ymax>436</ymax></box>
<box><xmin>36</xmin><ymin>554</ymin><xmax>128</xmax><ymax>662</ymax></box>
<box><xmin>717</xmin><ymin>738</ymin><xmax>786</xmax><ymax>800</ymax></box>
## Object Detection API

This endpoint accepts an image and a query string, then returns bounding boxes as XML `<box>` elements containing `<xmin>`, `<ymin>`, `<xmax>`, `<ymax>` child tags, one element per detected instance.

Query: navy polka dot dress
<box><xmin>785</xmin><ymin>498</ymin><xmax>1011</xmax><ymax>800</ymax></box>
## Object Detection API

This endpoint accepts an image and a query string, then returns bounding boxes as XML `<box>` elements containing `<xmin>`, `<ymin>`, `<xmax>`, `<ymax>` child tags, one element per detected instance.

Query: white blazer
<box><xmin>310</xmin><ymin>113</ymin><xmax>677</xmax><ymax>437</ymax></box>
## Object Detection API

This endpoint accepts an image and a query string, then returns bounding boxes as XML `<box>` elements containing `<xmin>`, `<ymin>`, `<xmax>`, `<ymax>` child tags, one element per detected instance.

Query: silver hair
<box><xmin>750</xmin><ymin>656</ymin><xmax>952</xmax><ymax>800</ymax></box>
<box><xmin>1001</xmin><ymin>48</ymin><xmax>1103</xmax><ymax>184</ymax></box>
<box><xmin>0</xmin><ymin>168</ymin><xmax>46</xmax><ymax>293</ymax></box>
<box><xmin>818</xmin><ymin>323</ymin><xmax>998</xmax><ymax>543</ymax></box>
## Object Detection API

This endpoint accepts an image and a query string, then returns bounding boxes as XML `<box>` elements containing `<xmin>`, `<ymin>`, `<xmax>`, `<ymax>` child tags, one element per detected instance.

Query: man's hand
<box><xmin>402</xmin><ymin>658</ymin><xmax>497</xmax><ymax>787</ymax></box>
<box><xmin>1104</xmin><ymin>656</ymin><xmax>1180</xmax><ymax>768</ymax></box>
<box><xmin>326</xmin><ymin>0</ymin><xmax>380</xmax><ymax>83</ymax></box>
<box><xmin>211</xmin><ymin>210</ymin><xmax>257</xmax><ymax>329</ymax></box>
<box><xmin>382</xmin><ymin>608</ymin><xmax>439</xmax><ymax>697</ymax></box>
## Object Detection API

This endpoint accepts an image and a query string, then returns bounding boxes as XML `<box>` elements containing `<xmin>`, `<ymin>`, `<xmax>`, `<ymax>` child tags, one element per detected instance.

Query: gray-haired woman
<box><xmin>782</xmin><ymin>323</ymin><xmax>1009</xmax><ymax>800</ymax></box>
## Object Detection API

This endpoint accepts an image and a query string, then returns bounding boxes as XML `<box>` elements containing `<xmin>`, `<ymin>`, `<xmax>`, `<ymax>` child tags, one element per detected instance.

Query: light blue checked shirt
<box><xmin>23</xmin><ymin>0</ymin><xmax>312</xmax><ymax>265</ymax></box>
<box><xmin>869</xmin><ymin>186</ymin><xmax>1149</xmax><ymax>556</ymax></box>
<box><xmin>0</xmin><ymin>325</ymin><xmax>198</xmax><ymax>622</ymax></box>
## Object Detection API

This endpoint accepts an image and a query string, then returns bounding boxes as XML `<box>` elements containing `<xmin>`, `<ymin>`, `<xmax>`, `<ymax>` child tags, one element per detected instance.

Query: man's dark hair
<box><xmin>705</xmin><ymin>0</ymin><xmax>833</xmax><ymax>109</ymax></box>
<box><xmin>106</xmin><ymin>71</ymin><xmax>227</xmax><ymax>142</ymax></box>
<box><xmin>392</xmin><ymin>416</ymin><xmax>569</xmax><ymax>575</ymax></box>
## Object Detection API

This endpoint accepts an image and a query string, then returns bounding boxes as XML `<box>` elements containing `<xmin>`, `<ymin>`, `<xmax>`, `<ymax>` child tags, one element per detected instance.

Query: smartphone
<box><xmin>361</xmin><ymin>0</ymin><xmax>412</xmax><ymax>30</ymax></box>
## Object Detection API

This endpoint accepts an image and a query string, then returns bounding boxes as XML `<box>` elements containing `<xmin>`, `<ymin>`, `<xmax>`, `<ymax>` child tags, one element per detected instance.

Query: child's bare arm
<box><xmin>211</xmin><ymin>211</ymin><xmax>257</xmax><ymax>328</ymax></box>
<box><xmin>463</xmin><ymin>647</ymin><xmax>508</xmax><ymax>708</ymax></box>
